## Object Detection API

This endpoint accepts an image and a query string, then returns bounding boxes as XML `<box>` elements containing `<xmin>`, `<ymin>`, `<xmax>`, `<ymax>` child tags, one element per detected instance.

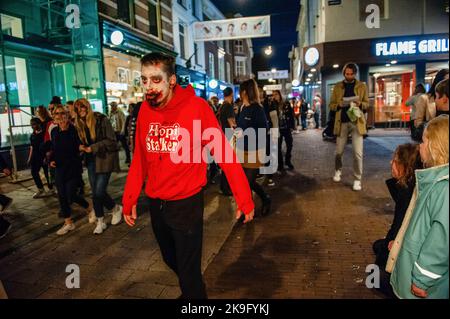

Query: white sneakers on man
<box><xmin>56</xmin><ymin>223</ymin><xmax>75</xmax><ymax>236</ymax></box>
<box><xmin>111</xmin><ymin>205</ymin><xmax>123</xmax><ymax>226</ymax></box>
<box><xmin>353</xmin><ymin>180</ymin><xmax>362</xmax><ymax>191</ymax></box>
<box><xmin>333</xmin><ymin>170</ymin><xmax>342</xmax><ymax>182</ymax></box>
<box><xmin>93</xmin><ymin>219</ymin><xmax>107</xmax><ymax>235</ymax></box>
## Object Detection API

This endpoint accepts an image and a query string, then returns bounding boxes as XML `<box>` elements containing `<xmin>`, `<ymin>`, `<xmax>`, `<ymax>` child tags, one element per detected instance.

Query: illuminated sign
<box><xmin>111</xmin><ymin>30</ymin><xmax>124</xmax><ymax>46</ymax></box>
<box><xmin>305</xmin><ymin>47</ymin><xmax>320</xmax><ymax>66</ymax></box>
<box><xmin>375</xmin><ymin>38</ymin><xmax>449</xmax><ymax>56</ymax></box>
<box><xmin>258</xmin><ymin>70</ymin><xmax>289</xmax><ymax>80</ymax></box>
<box><xmin>209</xmin><ymin>79</ymin><xmax>218</xmax><ymax>89</ymax></box>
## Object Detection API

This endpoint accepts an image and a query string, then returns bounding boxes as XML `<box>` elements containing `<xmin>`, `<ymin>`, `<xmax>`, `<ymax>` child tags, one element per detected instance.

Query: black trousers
<box><xmin>243</xmin><ymin>168</ymin><xmax>269</xmax><ymax>203</ymax></box>
<box><xmin>220</xmin><ymin>170</ymin><xmax>231</xmax><ymax>194</ymax></box>
<box><xmin>149</xmin><ymin>190</ymin><xmax>207</xmax><ymax>299</ymax></box>
<box><xmin>278</xmin><ymin>129</ymin><xmax>293</xmax><ymax>169</ymax></box>
<box><xmin>31</xmin><ymin>160</ymin><xmax>50</xmax><ymax>190</ymax></box>
<box><xmin>55</xmin><ymin>171</ymin><xmax>89</xmax><ymax>219</ymax></box>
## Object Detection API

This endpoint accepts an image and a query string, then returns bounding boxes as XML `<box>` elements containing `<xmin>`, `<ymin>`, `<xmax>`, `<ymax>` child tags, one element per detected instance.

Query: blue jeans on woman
<box><xmin>86</xmin><ymin>160</ymin><xmax>115</xmax><ymax>218</ymax></box>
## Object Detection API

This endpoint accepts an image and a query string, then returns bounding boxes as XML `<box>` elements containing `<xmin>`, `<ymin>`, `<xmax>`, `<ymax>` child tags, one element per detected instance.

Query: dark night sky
<box><xmin>211</xmin><ymin>0</ymin><xmax>300</xmax><ymax>73</ymax></box>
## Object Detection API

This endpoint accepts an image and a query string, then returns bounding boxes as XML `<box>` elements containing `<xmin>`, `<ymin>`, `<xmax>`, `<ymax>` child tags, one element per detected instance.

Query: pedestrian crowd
<box><xmin>0</xmin><ymin>54</ymin><xmax>448</xmax><ymax>300</ymax></box>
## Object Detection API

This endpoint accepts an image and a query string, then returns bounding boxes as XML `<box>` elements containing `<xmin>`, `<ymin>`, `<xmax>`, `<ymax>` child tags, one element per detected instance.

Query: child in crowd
<box><xmin>387</xmin><ymin>115</ymin><xmax>449</xmax><ymax>299</ymax></box>
<box><xmin>373</xmin><ymin>143</ymin><xmax>422</xmax><ymax>269</ymax></box>
<box><xmin>28</xmin><ymin>118</ymin><xmax>52</xmax><ymax>198</ymax></box>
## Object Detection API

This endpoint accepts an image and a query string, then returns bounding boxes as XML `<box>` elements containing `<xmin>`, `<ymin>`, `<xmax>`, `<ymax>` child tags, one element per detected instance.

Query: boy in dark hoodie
<box><xmin>122</xmin><ymin>52</ymin><xmax>255</xmax><ymax>299</ymax></box>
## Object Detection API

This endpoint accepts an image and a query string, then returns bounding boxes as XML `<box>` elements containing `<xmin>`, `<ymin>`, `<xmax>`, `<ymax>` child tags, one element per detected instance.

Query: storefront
<box><xmin>102</xmin><ymin>20</ymin><xmax>176</xmax><ymax>114</ymax></box>
<box><xmin>176</xmin><ymin>65</ymin><xmax>207</xmax><ymax>99</ymax></box>
<box><xmin>0</xmin><ymin>0</ymin><xmax>104</xmax><ymax>160</ymax></box>
<box><xmin>302</xmin><ymin>33</ymin><xmax>449</xmax><ymax>127</ymax></box>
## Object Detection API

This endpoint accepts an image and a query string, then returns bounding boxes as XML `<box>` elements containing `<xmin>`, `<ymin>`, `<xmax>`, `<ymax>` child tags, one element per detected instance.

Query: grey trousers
<box><xmin>335</xmin><ymin>122</ymin><xmax>364</xmax><ymax>181</ymax></box>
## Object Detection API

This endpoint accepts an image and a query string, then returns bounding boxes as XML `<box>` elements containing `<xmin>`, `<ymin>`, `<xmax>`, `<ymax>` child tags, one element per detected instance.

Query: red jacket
<box><xmin>122</xmin><ymin>85</ymin><xmax>255</xmax><ymax>215</ymax></box>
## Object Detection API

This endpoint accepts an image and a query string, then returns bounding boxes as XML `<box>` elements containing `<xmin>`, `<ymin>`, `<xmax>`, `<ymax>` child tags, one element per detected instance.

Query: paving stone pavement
<box><xmin>203</xmin><ymin>128</ymin><xmax>412</xmax><ymax>299</ymax></box>
<box><xmin>0</xmin><ymin>128</ymin><xmax>412</xmax><ymax>299</ymax></box>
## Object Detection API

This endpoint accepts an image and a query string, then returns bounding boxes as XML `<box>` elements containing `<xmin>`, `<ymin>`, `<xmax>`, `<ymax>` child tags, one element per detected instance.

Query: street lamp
<box><xmin>264</xmin><ymin>46</ymin><xmax>273</xmax><ymax>56</ymax></box>
<box><xmin>271</xmin><ymin>68</ymin><xmax>277</xmax><ymax>73</ymax></box>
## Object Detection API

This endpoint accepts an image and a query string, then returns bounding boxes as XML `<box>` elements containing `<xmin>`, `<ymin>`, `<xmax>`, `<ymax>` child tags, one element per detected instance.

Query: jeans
<box><xmin>335</xmin><ymin>122</ymin><xmax>364</xmax><ymax>181</ymax></box>
<box><xmin>149</xmin><ymin>190</ymin><xmax>207</xmax><ymax>299</ymax></box>
<box><xmin>314</xmin><ymin>113</ymin><xmax>320</xmax><ymax>129</ymax></box>
<box><xmin>31</xmin><ymin>160</ymin><xmax>50</xmax><ymax>190</ymax></box>
<box><xmin>86</xmin><ymin>161</ymin><xmax>115</xmax><ymax>218</ymax></box>
<box><xmin>301</xmin><ymin>115</ymin><xmax>307</xmax><ymax>129</ymax></box>
<box><xmin>55</xmin><ymin>171</ymin><xmax>89</xmax><ymax>219</ymax></box>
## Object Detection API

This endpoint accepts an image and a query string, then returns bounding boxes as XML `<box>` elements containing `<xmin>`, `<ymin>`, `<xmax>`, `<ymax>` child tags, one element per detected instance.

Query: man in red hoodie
<box><xmin>122</xmin><ymin>52</ymin><xmax>255</xmax><ymax>299</ymax></box>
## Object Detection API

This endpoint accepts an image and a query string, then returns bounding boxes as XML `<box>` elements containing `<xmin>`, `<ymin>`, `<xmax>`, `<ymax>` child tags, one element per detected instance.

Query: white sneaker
<box><xmin>333</xmin><ymin>170</ymin><xmax>342</xmax><ymax>182</ymax></box>
<box><xmin>88</xmin><ymin>209</ymin><xmax>96</xmax><ymax>224</ymax></box>
<box><xmin>56</xmin><ymin>223</ymin><xmax>75</xmax><ymax>236</ymax></box>
<box><xmin>353</xmin><ymin>180</ymin><xmax>362</xmax><ymax>191</ymax></box>
<box><xmin>32</xmin><ymin>189</ymin><xmax>45</xmax><ymax>199</ymax></box>
<box><xmin>111</xmin><ymin>204</ymin><xmax>123</xmax><ymax>226</ymax></box>
<box><xmin>93</xmin><ymin>220</ymin><xmax>107</xmax><ymax>235</ymax></box>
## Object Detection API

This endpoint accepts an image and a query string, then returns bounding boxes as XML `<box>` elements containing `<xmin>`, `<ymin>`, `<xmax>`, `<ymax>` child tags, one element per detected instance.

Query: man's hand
<box><xmin>411</xmin><ymin>283</ymin><xmax>428</xmax><ymax>298</ymax></box>
<box><xmin>50</xmin><ymin>161</ymin><xmax>56</xmax><ymax>168</ymax></box>
<box><xmin>2</xmin><ymin>168</ymin><xmax>11</xmax><ymax>176</ymax></box>
<box><xmin>236</xmin><ymin>209</ymin><xmax>254</xmax><ymax>224</ymax></box>
<box><xmin>124</xmin><ymin>205</ymin><xmax>137</xmax><ymax>227</ymax></box>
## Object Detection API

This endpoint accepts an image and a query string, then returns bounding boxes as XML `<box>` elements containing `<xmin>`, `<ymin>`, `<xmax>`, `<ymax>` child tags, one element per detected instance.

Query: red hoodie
<box><xmin>122</xmin><ymin>85</ymin><xmax>255</xmax><ymax>216</ymax></box>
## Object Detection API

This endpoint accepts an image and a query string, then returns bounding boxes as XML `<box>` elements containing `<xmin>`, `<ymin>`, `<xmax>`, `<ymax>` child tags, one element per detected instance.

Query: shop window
<box><xmin>226</xmin><ymin>62</ymin><xmax>231</xmax><ymax>83</ymax></box>
<box><xmin>0</xmin><ymin>13</ymin><xmax>23</xmax><ymax>39</ymax></box>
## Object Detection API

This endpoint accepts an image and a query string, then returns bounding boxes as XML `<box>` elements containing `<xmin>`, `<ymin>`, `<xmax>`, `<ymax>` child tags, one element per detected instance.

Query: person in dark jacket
<box><xmin>373</xmin><ymin>143</ymin><xmax>422</xmax><ymax>297</ymax></box>
<box><xmin>28</xmin><ymin>117</ymin><xmax>52</xmax><ymax>199</ymax></box>
<box><xmin>50</xmin><ymin>105</ymin><xmax>90</xmax><ymax>236</ymax></box>
<box><xmin>272</xmin><ymin>90</ymin><xmax>295</xmax><ymax>171</ymax></box>
<box><xmin>300</xmin><ymin>97</ymin><xmax>309</xmax><ymax>130</ymax></box>
<box><xmin>128</xmin><ymin>101</ymin><xmax>142</xmax><ymax>154</ymax></box>
<box><xmin>236</xmin><ymin>79</ymin><xmax>271</xmax><ymax>217</ymax></box>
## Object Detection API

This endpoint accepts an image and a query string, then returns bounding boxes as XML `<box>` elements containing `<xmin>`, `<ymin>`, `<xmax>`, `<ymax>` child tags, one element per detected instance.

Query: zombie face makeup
<box><xmin>141</xmin><ymin>63</ymin><xmax>176</xmax><ymax>108</ymax></box>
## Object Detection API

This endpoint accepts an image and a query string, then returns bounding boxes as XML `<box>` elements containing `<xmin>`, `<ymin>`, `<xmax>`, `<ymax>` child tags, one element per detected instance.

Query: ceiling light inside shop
<box><xmin>311</xmin><ymin>68</ymin><xmax>317</xmax><ymax>72</ymax></box>
<box><xmin>333</xmin><ymin>64</ymin><xmax>339</xmax><ymax>69</ymax></box>
<box><xmin>391</xmin><ymin>60</ymin><xmax>398</xmax><ymax>64</ymax></box>
<box><xmin>308</xmin><ymin>73</ymin><xmax>313</xmax><ymax>77</ymax></box>
<box><xmin>385</xmin><ymin>63</ymin><xmax>391</xmax><ymax>67</ymax></box>
<box><xmin>317</xmin><ymin>81</ymin><xmax>322</xmax><ymax>84</ymax></box>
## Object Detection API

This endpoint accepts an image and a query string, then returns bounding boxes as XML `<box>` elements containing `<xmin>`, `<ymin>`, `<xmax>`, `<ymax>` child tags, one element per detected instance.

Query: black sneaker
<box><xmin>0</xmin><ymin>217</ymin><xmax>11</xmax><ymax>239</ymax></box>
<box><xmin>1</xmin><ymin>197</ymin><xmax>13</xmax><ymax>212</ymax></box>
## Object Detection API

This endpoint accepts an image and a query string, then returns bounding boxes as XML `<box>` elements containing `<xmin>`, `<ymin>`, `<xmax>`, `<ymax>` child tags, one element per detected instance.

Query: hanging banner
<box><xmin>193</xmin><ymin>15</ymin><xmax>271</xmax><ymax>42</ymax></box>
<box><xmin>258</xmin><ymin>70</ymin><xmax>289</xmax><ymax>80</ymax></box>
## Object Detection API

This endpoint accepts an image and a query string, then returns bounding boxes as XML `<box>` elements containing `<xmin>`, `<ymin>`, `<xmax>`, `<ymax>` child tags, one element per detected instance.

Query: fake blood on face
<box><xmin>146</xmin><ymin>90</ymin><xmax>163</xmax><ymax>107</ymax></box>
